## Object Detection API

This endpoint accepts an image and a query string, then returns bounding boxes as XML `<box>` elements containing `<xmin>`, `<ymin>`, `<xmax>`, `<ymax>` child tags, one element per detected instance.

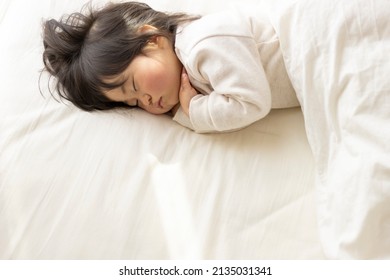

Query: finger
<box><xmin>181</xmin><ymin>72</ymin><xmax>190</xmax><ymax>88</ymax></box>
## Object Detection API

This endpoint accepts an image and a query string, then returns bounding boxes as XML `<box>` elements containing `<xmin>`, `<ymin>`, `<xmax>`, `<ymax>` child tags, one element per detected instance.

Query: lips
<box><xmin>157</xmin><ymin>97</ymin><xmax>163</xmax><ymax>109</ymax></box>
<box><xmin>151</xmin><ymin>97</ymin><xmax>164</xmax><ymax>109</ymax></box>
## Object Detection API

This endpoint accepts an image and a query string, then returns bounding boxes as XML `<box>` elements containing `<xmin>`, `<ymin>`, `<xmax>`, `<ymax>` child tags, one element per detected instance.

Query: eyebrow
<box><xmin>120</xmin><ymin>84</ymin><xmax>126</xmax><ymax>95</ymax></box>
<box><xmin>132</xmin><ymin>77</ymin><xmax>137</xmax><ymax>92</ymax></box>
<box><xmin>117</xmin><ymin>73</ymin><xmax>130</xmax><ymax>95</ymax></box>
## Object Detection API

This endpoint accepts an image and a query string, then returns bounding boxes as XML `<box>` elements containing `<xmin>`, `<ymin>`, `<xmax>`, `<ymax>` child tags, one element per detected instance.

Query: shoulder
<box><xmin>174</xmin><ymin>10</ymin><xmax>256</xmax><ymax>80</ymax></box>
<box><xmin>175</xmin><ymin>10</ymin><xmax>253</xmax><ymax>56</ymax></box>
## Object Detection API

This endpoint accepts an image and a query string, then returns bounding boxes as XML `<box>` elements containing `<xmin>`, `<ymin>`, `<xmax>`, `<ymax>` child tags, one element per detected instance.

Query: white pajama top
<box><xmin>173</xmin><ymin>6</ymin><xmax>298</xmax><ymax>133</ymax></box>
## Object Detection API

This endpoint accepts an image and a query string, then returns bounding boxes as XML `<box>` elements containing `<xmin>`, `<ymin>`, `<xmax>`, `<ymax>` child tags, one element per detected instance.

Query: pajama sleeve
<box><xmin>174</xmin><ymin>35</ymin><xmax>272</xmax><ymax>133</ymax></box>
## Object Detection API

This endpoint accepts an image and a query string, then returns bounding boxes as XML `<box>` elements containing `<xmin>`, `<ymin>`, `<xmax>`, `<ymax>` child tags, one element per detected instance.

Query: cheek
<box><xmin>146</xmin><ymin>71</ymin><xmax>167</xmax><ymax>92</ymax></box>
<box><xmin>145</xmin><ymin>70</ymin><xmax>168</xmax><ymax>93</ymax></box>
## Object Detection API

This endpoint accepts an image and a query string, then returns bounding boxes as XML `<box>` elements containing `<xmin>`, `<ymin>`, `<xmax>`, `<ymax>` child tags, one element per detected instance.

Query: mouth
<box><xmin>157</xmin><ymin>97</ymin><xmax>163</xmax><ymax>109</ymax></box>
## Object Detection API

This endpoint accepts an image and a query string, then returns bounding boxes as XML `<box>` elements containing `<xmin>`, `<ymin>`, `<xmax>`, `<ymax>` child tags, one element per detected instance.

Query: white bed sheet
<box><xmin>0</xmin><ymin>0</ymin><xmax>325</xmax><ymax>259</ymax></box>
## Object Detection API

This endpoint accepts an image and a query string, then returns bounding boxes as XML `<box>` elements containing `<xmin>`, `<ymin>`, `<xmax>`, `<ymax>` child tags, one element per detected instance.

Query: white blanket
<box><xmin>267</xmin><ymin>0</ymin><xmax>390</xmax><ymax>258</ymax></box>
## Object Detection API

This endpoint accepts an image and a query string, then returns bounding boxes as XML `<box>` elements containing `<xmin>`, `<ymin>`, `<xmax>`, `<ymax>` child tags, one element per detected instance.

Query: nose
<box><xmin>139</xmin><ymin>94</ymin><xmax>152</xmax><ymax>107</ymax></box>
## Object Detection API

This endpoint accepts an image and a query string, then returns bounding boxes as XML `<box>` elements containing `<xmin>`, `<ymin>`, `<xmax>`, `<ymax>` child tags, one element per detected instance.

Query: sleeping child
<box><xmin>42</xmin><ymin>0</ymin><xmax>390</xmax><ymax>259</ymax></box>
<box><xmin>42</xmin><ymin>1</ymin><xmax>299</xmax><ymax>133</ymax></box>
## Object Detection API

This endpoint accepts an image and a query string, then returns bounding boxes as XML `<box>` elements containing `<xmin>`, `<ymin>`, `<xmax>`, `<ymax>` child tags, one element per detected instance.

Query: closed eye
<box><xmin>132</xmin><ymin>77</ymin><xmax>137</xmax><ymax>92</ymax></box>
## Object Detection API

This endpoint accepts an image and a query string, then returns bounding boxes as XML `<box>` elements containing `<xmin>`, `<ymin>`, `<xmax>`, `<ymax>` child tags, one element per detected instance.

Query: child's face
<box><xmin>104</xmin><ymin>36</ymin><xmax>182</xmax><ymax>115</ymax></box>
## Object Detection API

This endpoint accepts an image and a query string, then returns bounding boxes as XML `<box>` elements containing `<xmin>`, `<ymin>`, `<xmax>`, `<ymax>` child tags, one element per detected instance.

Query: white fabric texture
<box><xmin>173</xmin><ymin>7</ymin><xmax>298</xmax><ymax>133</ymax></box>
<box><xmin>266</xmin><ymin>0</ymin><xmax>390</xmax><ymax>259</ymax></box>
<box><xmin>0</xmin><ymin>0</ymin><xmax>325</xmax><ymax>259</ymax></box>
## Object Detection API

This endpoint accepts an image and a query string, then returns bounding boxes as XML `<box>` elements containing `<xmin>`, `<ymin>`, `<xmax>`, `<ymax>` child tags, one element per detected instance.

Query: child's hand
<box><xmin>179</xmin><ymin>68</ymin><xmax>198</xmax><ymax>116</ymax></box>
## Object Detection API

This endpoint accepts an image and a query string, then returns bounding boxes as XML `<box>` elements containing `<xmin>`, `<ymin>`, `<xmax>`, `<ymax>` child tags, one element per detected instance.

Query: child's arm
<box><xmin>175</xmin><ymin>36</ymin><xmax>272</xmax><ymax>133</ymax></box>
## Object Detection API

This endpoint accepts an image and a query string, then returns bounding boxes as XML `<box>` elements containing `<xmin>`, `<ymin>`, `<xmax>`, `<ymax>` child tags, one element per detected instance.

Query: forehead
<box><xmin>103</xmin><ymin>84</ymin><xmax>124</xmax><ymax>102</ymax></box>
<box><xmin>101</xmin><ymin>71</ymin><xmax>128</xmax><ymax>100</ymax></box>
<box><xmin>103</xmin><ymin>67</ymin><xmax>129</xmax><ymax>85</ymax></box>
<box><xmin>101</xmin><ymin>65</ymin><xmax>130</xmax><ymax>91</ymax></box>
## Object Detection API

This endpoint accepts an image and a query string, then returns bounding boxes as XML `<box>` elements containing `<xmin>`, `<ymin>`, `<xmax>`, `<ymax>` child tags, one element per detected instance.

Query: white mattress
<box><xmin>0</xmin><ymin>0</ymin><xmax>324</xmax><ymax>259</ymax></box>
<box><xmin>3</xmin><ymin>0</ymin><xmax>388</xmax><ymax>260</ymax></box>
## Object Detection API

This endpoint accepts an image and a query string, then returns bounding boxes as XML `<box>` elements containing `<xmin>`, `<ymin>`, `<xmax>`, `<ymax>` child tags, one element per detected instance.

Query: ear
<box><xmin>138</xmin><ymin>25</ymin><xmax>163</xmax><ymax>48</ymax></box>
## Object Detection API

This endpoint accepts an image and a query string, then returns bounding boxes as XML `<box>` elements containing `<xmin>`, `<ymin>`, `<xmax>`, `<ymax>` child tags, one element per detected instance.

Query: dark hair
<box><xmin>42</xmin><ymin>1</ymin><xmax>198</xmax><ymax>111</ymax></box>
